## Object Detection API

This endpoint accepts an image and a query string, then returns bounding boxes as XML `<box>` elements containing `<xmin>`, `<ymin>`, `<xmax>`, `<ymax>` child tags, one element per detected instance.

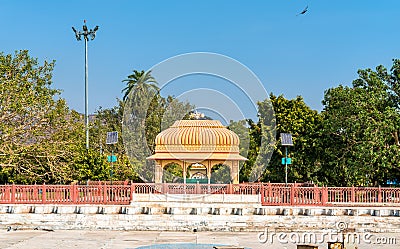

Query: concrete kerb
<box><xmin>1</xmin><ymin>204</ymin><xmax>400</xmax><ymax>216</ymax></box>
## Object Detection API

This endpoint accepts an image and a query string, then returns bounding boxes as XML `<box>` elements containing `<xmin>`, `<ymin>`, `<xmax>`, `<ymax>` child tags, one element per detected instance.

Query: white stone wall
<box><xmin>0</xmin><ymin>204</ymin><xmax>399</xmax><ymax>233</ymax></box>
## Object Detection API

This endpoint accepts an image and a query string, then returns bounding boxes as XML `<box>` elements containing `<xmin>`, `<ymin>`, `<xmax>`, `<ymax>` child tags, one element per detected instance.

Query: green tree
<box><xmin>121</xmin><ymin>69</ymin><xmax>161</xmax><ymax>182</ymax></box>
<box><xmin>0</xmin><ymin>50</ymin><xmax>84</xmax><ymax>183</ymax></box>
<box><xmin>121</xmin><ymin>69</ymin><xmax>194</xmax><ymax>182</ymax></box>
<box><xmin>211</xmin><ymin>164</ymin><xmax>231</xmax><ymax>184</ymax></box>
<box><xmin>122</xmin><ymin>70</ymin><xmax>158</xmax><ymax>102</ymax></box>
<box><xmin>245</xmin><ymin>94</ymin><xmax>321</xmax><ymax>183</ymax></box>
<box><xmin>228</xmin><ymin>119</ymin><xmax>251</xmax><ymax>182</ymax></box>
<box><xmin>86</xmin><ymin>100</ymin><xmax>142</xmax><ymax>183</ymax></box>
<box><xmin>161</xmin><ymin>96</ymin><xmax>195</xmax><ymax>130</ymax></box>
<box><xmin>236</xmin><ymin>99</ymin><xmax>276</xmax><ymax>183</ymax></box>
<box><xmin>320</xmin><ymin>63</ymin><xmax>400</xmax><ymax>186</ymax></box>
<box><xmin>267</xmin><ymin>94</ymin><xmax>322</xmax><ymax>183</ymax></box>
<box><xmin>228</xmin><ymin>119</ymin><xmax>250</xmax><ymax>157</ymax></box>
<box><xmin>163</xmin><ymin>163</ymin><xmax>183</xmax><ymax>183</ymax></box>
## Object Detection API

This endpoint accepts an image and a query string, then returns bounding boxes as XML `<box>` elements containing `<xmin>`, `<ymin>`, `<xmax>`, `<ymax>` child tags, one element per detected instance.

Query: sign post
<box><xmin>106</xmin><ymin>131</ymin><xmax>118</xmax><ymax>194</ymax></box>
<box><xmin>280</xmin><ymin>133</ymin><xmax>293</xmax><ymax>185</ymax></box>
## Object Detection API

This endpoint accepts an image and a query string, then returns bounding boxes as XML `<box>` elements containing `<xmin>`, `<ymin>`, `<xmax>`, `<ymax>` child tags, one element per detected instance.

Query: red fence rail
<box><xmin>0</xmin><ymin>183</ymin><xmax>399</xmax><ymax>206</ymax></box>
<box><xmin>261</xmin><ymin>185</ymin><xmax>400</xmax><ymax>206</ymax></box>
<box><xmin>0</xmin><ymin>184</ymin><xmax>132</xmax><ymax>205</ymax></box>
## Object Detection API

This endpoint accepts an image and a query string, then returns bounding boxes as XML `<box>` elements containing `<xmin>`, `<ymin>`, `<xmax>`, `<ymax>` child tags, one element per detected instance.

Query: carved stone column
<box><xmin>231</xmin><ymin>161</ymin><xmax>239</xmax><ymax>184</ymax></box>
<box><xmin>154</xmin><ymin>162</ymin><xmax>163</xmax><ymax>183</ymax></box>
<box><xmin>207</xmin><ymin>160</ymin><xmax>212</xmax><ymax>184</ymax></box>
<box><xmin>183</xmin><ymin>161</ymin><xmax>187</xmax><ymax>184</ymax></box>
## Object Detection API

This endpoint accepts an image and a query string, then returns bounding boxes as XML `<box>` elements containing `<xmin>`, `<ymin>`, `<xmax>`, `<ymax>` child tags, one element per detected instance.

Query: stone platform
<box><xmin>1</xmin><ymin>230</ymin><xmax>397</xmax><ymax>249</ymax></box>
<box><xmin>0</xmin><ymin>196</ymin><xmax>400</xmax><ymax>233</ymax></box>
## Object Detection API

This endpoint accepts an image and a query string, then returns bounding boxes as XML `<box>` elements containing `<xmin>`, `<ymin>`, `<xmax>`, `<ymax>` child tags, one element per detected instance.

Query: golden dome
<box><xmin>156</xmin><ymin>120</ymin><xmax>239</xmax><ymax>152</ymax></box>
<box><xmin>148</xmin><ymin>120</ymin><xmax>246</xmax><ymax>161</ymax></box>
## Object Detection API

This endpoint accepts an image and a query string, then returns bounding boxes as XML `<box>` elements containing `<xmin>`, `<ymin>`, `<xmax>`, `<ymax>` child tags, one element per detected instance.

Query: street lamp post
<box><xmin>72</xmin><ymin>20</ymin><xmax>99</xmax><ymax>150</ymax></box>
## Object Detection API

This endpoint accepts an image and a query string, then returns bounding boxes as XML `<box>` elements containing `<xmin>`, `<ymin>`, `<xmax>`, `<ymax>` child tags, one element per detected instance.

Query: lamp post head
<box><xmin>90</xmin><ymin>25</ymin><xmax>99</xmax><ymax>40</ymax></box>
<box><xmin>72</xmin><ymin>27</ymin><xmax>81</xmax><ymax>41</ymax></box>
<box><xmin>72</xmin><ymin>21</ymin><xmax>99</xmax><ymax>41</ymax></box>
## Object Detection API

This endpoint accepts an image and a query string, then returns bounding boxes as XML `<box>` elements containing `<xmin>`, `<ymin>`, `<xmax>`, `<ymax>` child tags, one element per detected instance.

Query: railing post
<box><xmin>268</xmin><ymin>182</ymin><xmax>272</xmax><ymax>204</ymax></box>
<box><xmin>163</xmin><ymin>183</ymin><xmax>168</xmax><ymax>194</ymax></box>
<box><xmin>351</xmin><ymin>186</ymin><xmax>355</xmax><ymax>202</ymax></box>
<box><xmin>260</xmin><ymin>183</ymin><xmax>265</xmax><ymax>205</ymax></box>
<box><xmin>378</xmin><ymin>185</ymin><xmax>382</xmax><ymax>203</ymax></box>
<box><xmin>195</xmin><ymin>182</ymin><xmax>200</xmax><ymax>194</ymax></box>
<box><xmin>70</xmin><ymin>184</ymin><xmax>75</xmax><ymax>204</ymax></box>
<box><xmin>103</xmin><ymin>182</ymin><xmax>107</xmax><ymax>204</ymax></box>
<box><xmin>11</xmin><ymin>184</ymin><xmax>16</xmax><ymax>203</ymax></box>
<box><xmin>321</xmin><ymin>186</ymin><xmax>327</xmax><ymax>206</ymax></box>
<box><xmin>312</xmin><ymin>185</ymin><xmax>317</xmax><ymax>205</ymax></box>
<box><xmin>290</xmin><ymin>184</ymin><xmax>295</xmax><ymax>205</ymax></box>
<box><xmin>326</xmin><ymin>186</ymin><xmax>329</xmax><ymax>204</ymax></box>
<box><xmin>5</xmin><ymin>184</ymin><xmax>10</xmax><ymax>202</ymax></box>
<box><xmin>42</xmin><ymin>183</ymin><xmax>46</xmax><ymax>204</ymax></box>
<box><xmin>228</xmin><ymin>183</ymin><xmax>233</xmax><ymax>194</ymax></box>
<box><xmin>76</xmin><ymin>184</ymin><xmax>80</xmax><ymax>204</ymax></box>
<box><xmin>130</xmin><ymin>183</ymin><xmax>134</xmax><ymax>202</ymax></box>
<box><xmin>33</xmin><ymin>183</ymin><xmax>37</xmax><ymax>201</ymax></box>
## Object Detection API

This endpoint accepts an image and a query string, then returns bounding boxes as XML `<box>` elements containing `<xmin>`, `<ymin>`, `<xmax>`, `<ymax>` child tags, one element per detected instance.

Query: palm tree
<box><xmin>121</xmin><ymin>69</ymin><xmax>161</xmax><ymax>156</ymax></box>
<box><xmin>122</xmin><ymin>70</ymin><xmax>159</xmax><ymax>102</ymax></box>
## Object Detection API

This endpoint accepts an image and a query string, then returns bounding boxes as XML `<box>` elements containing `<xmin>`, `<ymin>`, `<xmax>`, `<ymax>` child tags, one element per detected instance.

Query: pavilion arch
<box><xmin>211</xmin><ymin>164</ymin><xmax>232</xmax><ymax>184</ymax></box>
<box><xmin>147</xmin><ymin>120</ymin><xmax>247</xmax><ymax>184</ymax></box>
<box><xmin>162</xmin><ymin>162</ymin><xmax>183</xmax><ymax>183</ymax></box>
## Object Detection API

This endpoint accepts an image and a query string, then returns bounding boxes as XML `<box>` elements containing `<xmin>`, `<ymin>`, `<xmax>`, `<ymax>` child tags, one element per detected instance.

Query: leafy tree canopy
<box><xmin>0</xmin><ymin>50</ymin><xmax>83</xmax><ymax>183</ymax></box>
<box><xmin>320</xmin><ymin>62</ymin><xmax>400</xmax><ymax>186</ymax></box>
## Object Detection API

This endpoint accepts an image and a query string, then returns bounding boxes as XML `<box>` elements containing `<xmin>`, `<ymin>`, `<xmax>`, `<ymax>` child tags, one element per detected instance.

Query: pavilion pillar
<box><xmin>231</xmin><ymin>161</ymin><xmax>239</xmax><ymax>184</ymax></box>
<box><xmin>207</xmin><ymin>160</ymin><xmax>211</xmax><ymax>184</ymax></box>
<box><xmin>155</xmin><ymin>162</ymin><xmax>163</xmax><ymax>183</ymax></box>
<box><xmin>183</xmin><ymin>162</ymin><xmax>187</xmax><ymax>184</ymax></box>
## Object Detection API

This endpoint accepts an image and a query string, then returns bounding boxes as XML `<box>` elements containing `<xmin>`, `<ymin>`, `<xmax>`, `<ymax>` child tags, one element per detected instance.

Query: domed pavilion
<box><xmin>147</xmin><ymin>120</ymin><xmax>247</xmax><ymax>184</ymax></box>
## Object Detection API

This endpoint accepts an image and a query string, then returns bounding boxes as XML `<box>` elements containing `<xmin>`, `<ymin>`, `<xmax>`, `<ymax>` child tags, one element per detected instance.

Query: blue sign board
<box><xmin>107</xmin><ymin>155</ymin><xmax>117</xmax><ymax>163</ymax></box>
<box><xmin>281</xmin><ymin>157</ymin><xmax>292</xmax><ymax>165</ymax></box>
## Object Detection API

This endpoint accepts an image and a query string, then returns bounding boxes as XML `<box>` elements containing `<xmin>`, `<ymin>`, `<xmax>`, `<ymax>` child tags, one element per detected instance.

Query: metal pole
<box><xmin>84</xmin><ymin>35</ymin><xmax>89</xmax><ymax>150</ymax></box>
<box><xmin>285</xmin><ymin>146</ymin><xmax>288</xmax><ymax>185</ymax></box>
<box><xmin>111</xmin><ymin>149</ymin><xmax>113</xmax><ymax>201</ymax></box>
<box><xmin>111</xmin><ymin>149</ymin><xmax>113</xmax><ymax>185</ymax></box>
<box><xmin>72</xmin><ymin>21</ymin><xmax>98</xmax><ymax>150</ymax></box>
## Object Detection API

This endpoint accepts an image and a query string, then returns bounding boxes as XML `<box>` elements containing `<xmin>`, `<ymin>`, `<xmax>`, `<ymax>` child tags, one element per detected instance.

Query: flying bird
<box><xmin>297</xmin><ymin>5</ymin><xmax>308</xmax><ymax>16</ymax></box>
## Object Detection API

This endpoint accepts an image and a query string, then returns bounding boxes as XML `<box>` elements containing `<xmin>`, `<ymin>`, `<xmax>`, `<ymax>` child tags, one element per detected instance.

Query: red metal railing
<box><xmin>260</xmin><ymin>184</ymin><xmax>400</xmax><ymax>206</ymax></box>
<box><xmin>0</xmin><ymin>184</ymin><xmax>132</xmax><ymax>205</ymax></box>
<box><xmin>0</xmin><ymin>183</ymin><xmax>399</xmax><ymax>206</ymax></box>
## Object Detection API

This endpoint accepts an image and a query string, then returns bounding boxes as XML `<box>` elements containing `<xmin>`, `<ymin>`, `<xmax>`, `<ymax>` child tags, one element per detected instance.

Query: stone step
<box><xmin>1</xmin><ymin>212</ymin><xmax>400</xmax><ymax>233</ymax></box>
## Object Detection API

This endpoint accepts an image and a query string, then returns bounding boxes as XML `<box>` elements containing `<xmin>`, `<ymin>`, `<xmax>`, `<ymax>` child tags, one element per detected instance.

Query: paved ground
<box><xmin>0</xmin><ymin>230</ymin><xmax>399</xmax><ymax>249</ymax></box>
